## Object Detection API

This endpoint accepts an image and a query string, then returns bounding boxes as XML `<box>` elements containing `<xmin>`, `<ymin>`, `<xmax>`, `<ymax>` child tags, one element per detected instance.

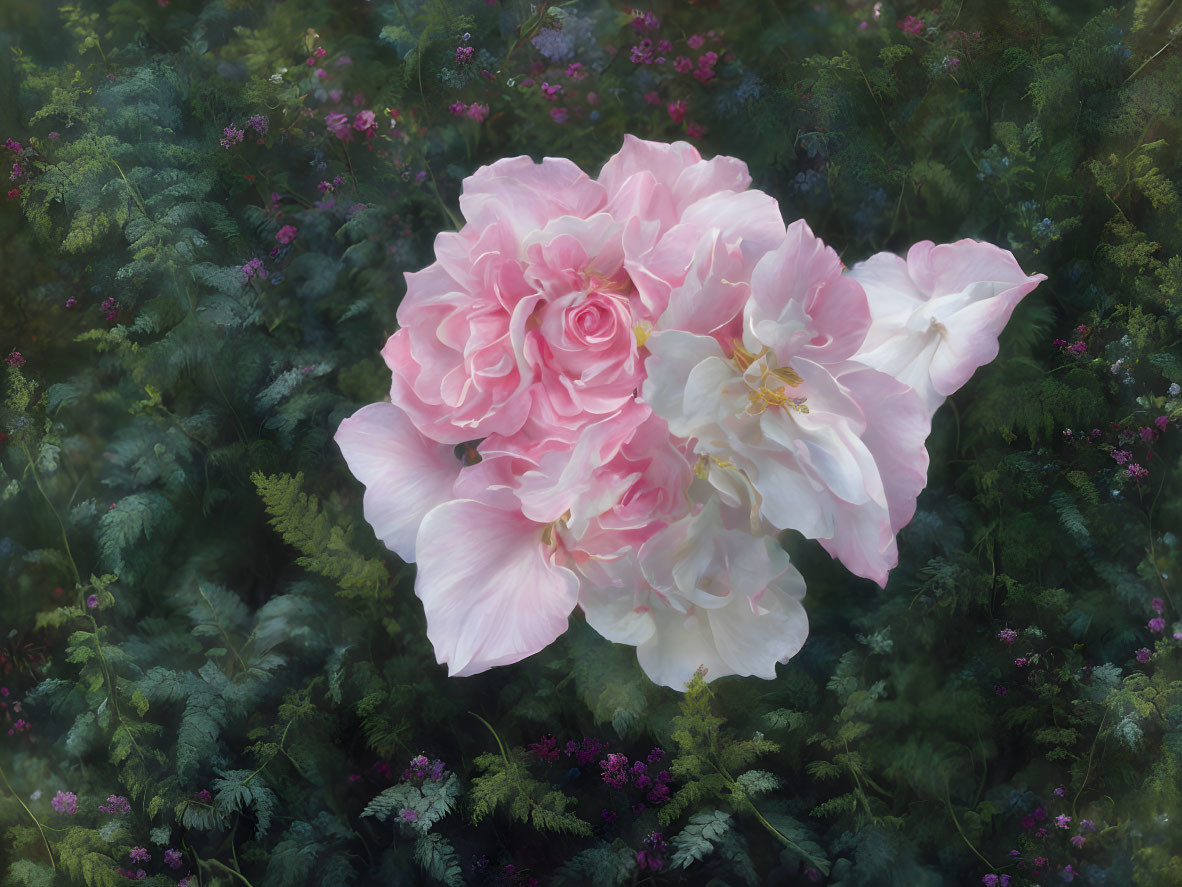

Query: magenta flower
<box><xmin>51</xmin><ymin>791</ymin><xmax>77</xmax><ymax>815</ymax></box>
<box><xmin>1127</xmin><ymin>463</ymin><xmax>1149</xmax><ymax>481</ymax></box>
<box><xmin>1070</xmin><ymin>835</ymin><xmax>1086</xmax><ymax>848</ymax></box>
<box><xmin>399</xmin><ymin>807</ymin><xmax>419</xmax><ymax>822</ymax></box>
<box><xmin>667</xmin><ymin>100</ymin><xmax>687</xmax><ymax>123</ymax></box>
<box><xmin>549</xmin><ymin>107</ymin><xmax>569</xmax><ymax>124</ymax></box>
<box><xmin>129</xmin><ymin>847</ymin><xmax>151</xmax><ymax>863</ymax></box>
<box><xmin>997</xmin><ymin>628</ymin><xmax>1018</xmax><ymax>644</ymax></box>
<box><xmin>353</xmin><ymin>110</ymin><xmax>378</xmax><ymax>138</ymax></box>
<box><xmin>275</xmin><ymin>225</ymin><xmax>298</xmax><ymax>245</ymax></box>
<box><xmin>324</xmin><ymin>112</ymin><xmax>352</xmax><ymax>140</ymax></box>
<box><xmin>1014</xmin><ymin>657</ymin><xmax>1028</xmax><ymax>667</ymax></box>
<box><xmin>5</xmin><ymin>351</ymin><xmax>25</xmax><ymax>367</ymax></box>
<box><xmin>456</xmin><ymin>45</ymin><xmax>475</xmax><ymax>65</ymax></box>
<box><xmin>898</xmin><ymin>15</ymin><xmax>924</xmax><ymax>34</ymax></box>
<box><xmin>1152</xmin><ymin>597</ymin><xmax>1164</xmax><ymax>613</ymax></box>
<box><xmin>465</xmin><ymin>103</ymin><xmax>489</xmax><ymax>123</ymax></box>
<box><xmin>687</xmin><ymin>34</ymin><xmax>704</xmax><ymax>49</ymax></box>
<box><xmin>86</xmin><ymin>594</ymin><xmax>99</xmax><ymax>609</ymax></box>
<box><xmin>1055</xmin><ymin>814</ymin><xmax>1071</xmax><ymax>828</ymax></box>
<box><xmin>674</xmin><ymin>56</ymin><xmax>692</xmax><ymax>73</ymax></box>
<box><xmin>1136</xmin><ymin>647</ymin><xmax>1152</xmax><ymax>663</ymax></box>
<box><xmin>1154</xmin><ymin>415</ymin><xmax>1169</xmax><ymax>432</ymax></box>
<box><xmin>164</xmin><ymin>849</ymin><xmax>183</xmax><ymax>869</ymax></box>
<box><xmin>1149</xmin><ymin>617</ymin><xmax>1166</xmax><ymax>633</ymax></box>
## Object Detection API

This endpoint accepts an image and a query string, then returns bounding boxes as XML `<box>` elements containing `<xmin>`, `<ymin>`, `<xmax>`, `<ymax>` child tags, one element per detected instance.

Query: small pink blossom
<box><xmin>1070</xmin><ymin>835</ymin><xmax>1086</xmax><ymax>848</ymax></box>
<box><xmin>353</xmin><ymin>110</ymin><xmax>378</xmax><ymax>137</ymax></box>
<box><xmin>1055</xmin><ymin>814</ymin><xmax>1071</xmax><ymax>829</ymax></box>
<box><xmin>1149</xmin><ymin>617</ymin><xmax>1165</xmax><ymax>633</ymax></box>
<box><xmin>1111</xmin><ymin>449</ymin><xmax>1132</xmax><ymax>464</ymax></box>
<box><xmin>687</xmin><ymin>34</ymin><xmax>704</xmax><ymax>49</ymax></box>
<box><xmin>275</xmin><ymin>225</ymin><xmax>298</xmax><ymax>245</ymax></box>
<box><xmin>324</xmin><ymin>112</ymin><xmax>352</xmax><ymax>140</ymax></box>
<box><xmin>643</xmin><ymin>91</ymin><xmax>660</xmax><ymax>105</ymax></box>
<box><xmin>1014</xmin><ymin>657</ymin><xmax>1028</xmax><ymax>667</ymax></box>
<box><xmin>549</xmin><ymin>107</ymin><xmax>569</xmax><ymax>124</ymax></box>
<box><xmin>1152</xmin><ymin>597</ymin><xmax>1164</xmax><ymax>613</ymax></box>
<box><xmin>1127</xmin><ymin>463</ymin><xmax>1149</xmax><ymax>481</ymax></box>
<box><xmin>465</xmin><ymin>103</ymin><xmax>489</xmax><ymax>123</ymax></box>
<box><xmin>5</xmin><ymin>351</ymin><xmax>24</xmax><ymax>367</ymax></box>
<box><xmin>685</xmin><ymin>122</ymin><xmax>707</xmax><ymax>138</ymax></box>
<box><xmin>674</xmin><ymin>56</ymin><xmax>692</xmax><ymax>74</ymax></box>
<box><xmin>899</xmin><ymin>15</ymin><xmax>924</xmax><ymax>34</ymax></box>
<box><xmin>667</xmin><ymin>100</ymin><xmax>687</xmax><ymax>123</ymax></box>
<box><xmin>997</xmin><ymin>628</ymin><xmax>1017</xmax><ymax>644</ymax></box>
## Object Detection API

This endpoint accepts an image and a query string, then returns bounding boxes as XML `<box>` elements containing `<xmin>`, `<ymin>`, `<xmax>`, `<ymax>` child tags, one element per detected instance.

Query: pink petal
<box><xmin>334</xmin><ymin>402</ymin><xmax>461</xmax><ymax>562</ymax></box>
<box><xmin>414</xmin><ymin>500</ymin><xmax>579</xmax><ymax>676</ymax></box>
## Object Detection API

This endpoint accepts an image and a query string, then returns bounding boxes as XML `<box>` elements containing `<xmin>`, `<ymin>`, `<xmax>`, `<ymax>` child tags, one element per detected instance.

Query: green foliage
<box><xmin>2</xmin><ymin>0</ymin><xmax>1181</xmax><ymax>883</ymax></box>
<box><xmin>469</xmin><ymin>749</ymin><xmax>593</xmax><ymax>837</ymax></box>
<box><xmin>252</xmin><ymin>471</ymin><xmax>390</xmax><ymax>599</ymax></box>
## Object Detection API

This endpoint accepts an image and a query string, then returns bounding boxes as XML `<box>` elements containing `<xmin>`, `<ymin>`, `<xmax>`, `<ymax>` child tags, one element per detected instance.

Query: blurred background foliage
<box><xmin>1</xmin><ymin>0</ymin><xmax>1181</xmax><ymax>884</ymax></box>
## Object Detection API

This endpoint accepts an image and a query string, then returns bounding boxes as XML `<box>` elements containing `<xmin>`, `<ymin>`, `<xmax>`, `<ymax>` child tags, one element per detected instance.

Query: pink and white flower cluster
<box><xmin>336</xmin><ymin>136</ymin><xmax>1045</xmax><ymax>689</ymax></box>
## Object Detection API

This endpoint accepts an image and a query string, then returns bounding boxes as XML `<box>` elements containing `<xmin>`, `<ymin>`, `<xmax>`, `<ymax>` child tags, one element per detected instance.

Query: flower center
<box><xmin>730</xmin><ymin>342</ymin><xmax>810</xmax><ymax>416</ymax></box>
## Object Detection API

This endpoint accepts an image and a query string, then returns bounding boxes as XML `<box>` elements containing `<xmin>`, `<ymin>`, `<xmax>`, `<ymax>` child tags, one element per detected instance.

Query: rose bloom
<box><xmin>337</xmin><ymin>136</ymin><xmax>1043</xmax><ymax>687</ymax></box>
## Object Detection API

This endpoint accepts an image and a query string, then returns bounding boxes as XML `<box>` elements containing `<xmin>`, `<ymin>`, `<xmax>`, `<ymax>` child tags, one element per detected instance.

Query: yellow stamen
<box><xmin>633</xmin><ymin>323</ymin><xmax>651</xmax><ymax>348</ymax></box>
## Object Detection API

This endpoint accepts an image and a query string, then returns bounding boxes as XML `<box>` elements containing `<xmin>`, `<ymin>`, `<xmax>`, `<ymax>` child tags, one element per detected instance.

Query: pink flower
<box><xmin>1127</xmin><ymin>463</ymin><xmax>1149</xmax><ymax>481</ymax></box>
<box><xmin>848</xmin><ymin>240</ymin><xmax>1046</xmax><ymax>415</ymax></box>
<box><xmin>685</xmin><ymin>122</ymin><xmax>707</xmax><ymax>138</ymax></box>
<box><xmin>1155</xmin><ymin>415</ymin><xmax>1169</xmax><ymax>432</ymax></box>
<box><xmin>1112</xmin><ymin>449</ymin><xmax>1132</xmax><ymax>464</ymax></box>
<box><xmin>465</xmin><ymin>103</ymin><xmax>489</xmax><ymax>123</ymax></box>
<box><xmin>667</xmin><ymin>100</ymin><xmax>687</xmax><ymax>123</ymax></box>
<box><xmin>643</xmin><ymin>91</ymin><xmax>660</xmax><ymax>105</ymax></box>
<box><xmin>5</xmin><ymin>351</ymin><xmax>24</xmax><ymax>367</ymax></box>
<box><xmin>353</xmin><ymin>110</ymin><xmax>378</xmax><ymax>137</ymax></box>
<box><xmin>1136</xmin><ymin>647</ymin><xmax>1152</xmax><ymax>663</ymax></box>
<box><xmin>549</xmin><ymin>107</ymin><xmax>569</xmax><ymax>124</ymax></box>
<box><xmin>1014</xmin><ymin>657</ymin><xmax>1028</xmax><ymax>667</ymax></box>
<box><xmin>324</xmin><ymin>112</ymin><xmax>352</xmax><ymax>140</ymax></box>
<box><xmin>1152</xmin><ymin>597</ymin><xmax>1164</xmax><ymax>613</ymax></box>
<box><xmin>565</xmin><ymin>62</ymin><xmax>587</xmax><ymax>80</ymax></box>
<box><xmin>997</xmin><ymin>628</ymin><xmax>1018</xmax><ymax>643</ymax></box>
<box><xmin>5</xmin><ymin>188</ymin><xmax>18</xmax><ymax>199</ymax></box>
<box><xmin>687</xmin><ymin>34</ymin><xmax>704</xmax><ymax>49</ymax></box>
<box><xmin>1071</xmin><ymin>835</ymin><xmax>1086</xmax><ymax>848</ymax></box>
<box><xmin>674</xmin><ymin>56</ymin><xmax>692</xmax><ymax>74</ymax></box>
<box><xmin>1149</xmin><ymin>617</ymin><xmax>1165</xmax><ymax>633</ymax></box>
<box><xmin>275</xmin><ymin>225</ymin><xmax>298</xmax><ymax>245</ymax></box>
<box><xmin>1055</xmin><ymin>814</ymin><xmax>1071</xmax><ymax>829</ymax></box>
<box><xmin>899</xmin><ymin>15</ymin><xmax>924</xmax><ymax>34</ymax></box>
<box><xmin>337</xmin><ymin>136</ymin><xmax>1033</xmax><ymax>688</ymax></box>
<box><xmin>447</xmin><ymin>101</ymin><xmax>466</xmax><ymax>117</ymax></box>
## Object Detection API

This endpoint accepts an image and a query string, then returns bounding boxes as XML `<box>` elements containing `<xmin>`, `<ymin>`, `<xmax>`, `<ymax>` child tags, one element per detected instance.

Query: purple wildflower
<box><xmin>99</xmin><ymin>794</ymin><xmax>132</xmax><ymax>814</ymax></box>
<box><xmin>129</xmin><ymin>847</ymin><xmax>151</xmax><ymax>863</ymax></box>
<box><xmin>51</xmin><ymin>791</ymin><xmax>78</xmax><ymax>815</ymax></box>
<box><xmin>219</xmin><ymin>126</ymin><xmax>244</xmax><ymax>149</ymax></box>
<box><xmin>1136</xmin><ymin>647</ymin><xmax>1152</xmax><ymax>663</ymax></box>
<box><xmin>997</xmin><ymin>628</ymin><xmax>1018</xmax><ymax>644</ymax></box>
<box><xmin>164</xmin><ymin>849</ymin><xmax>183</xmax><ymax>869</ymax></box>
<box><xmin>1149</xmin><ymin>617</ymin><xmax>1166</xmax><ymax>633</ymax></box>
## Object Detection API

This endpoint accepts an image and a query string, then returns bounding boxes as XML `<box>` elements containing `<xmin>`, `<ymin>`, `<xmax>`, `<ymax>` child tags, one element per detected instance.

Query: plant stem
<box><xmin>0</xmin><ymin>764</ymin><xmax>55</xmax><ymax>871</ymax></box>
<box><xmin>21</xmin><ymin>442</ymin><xmax>82</xmax><ymax>587</ymax></box>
